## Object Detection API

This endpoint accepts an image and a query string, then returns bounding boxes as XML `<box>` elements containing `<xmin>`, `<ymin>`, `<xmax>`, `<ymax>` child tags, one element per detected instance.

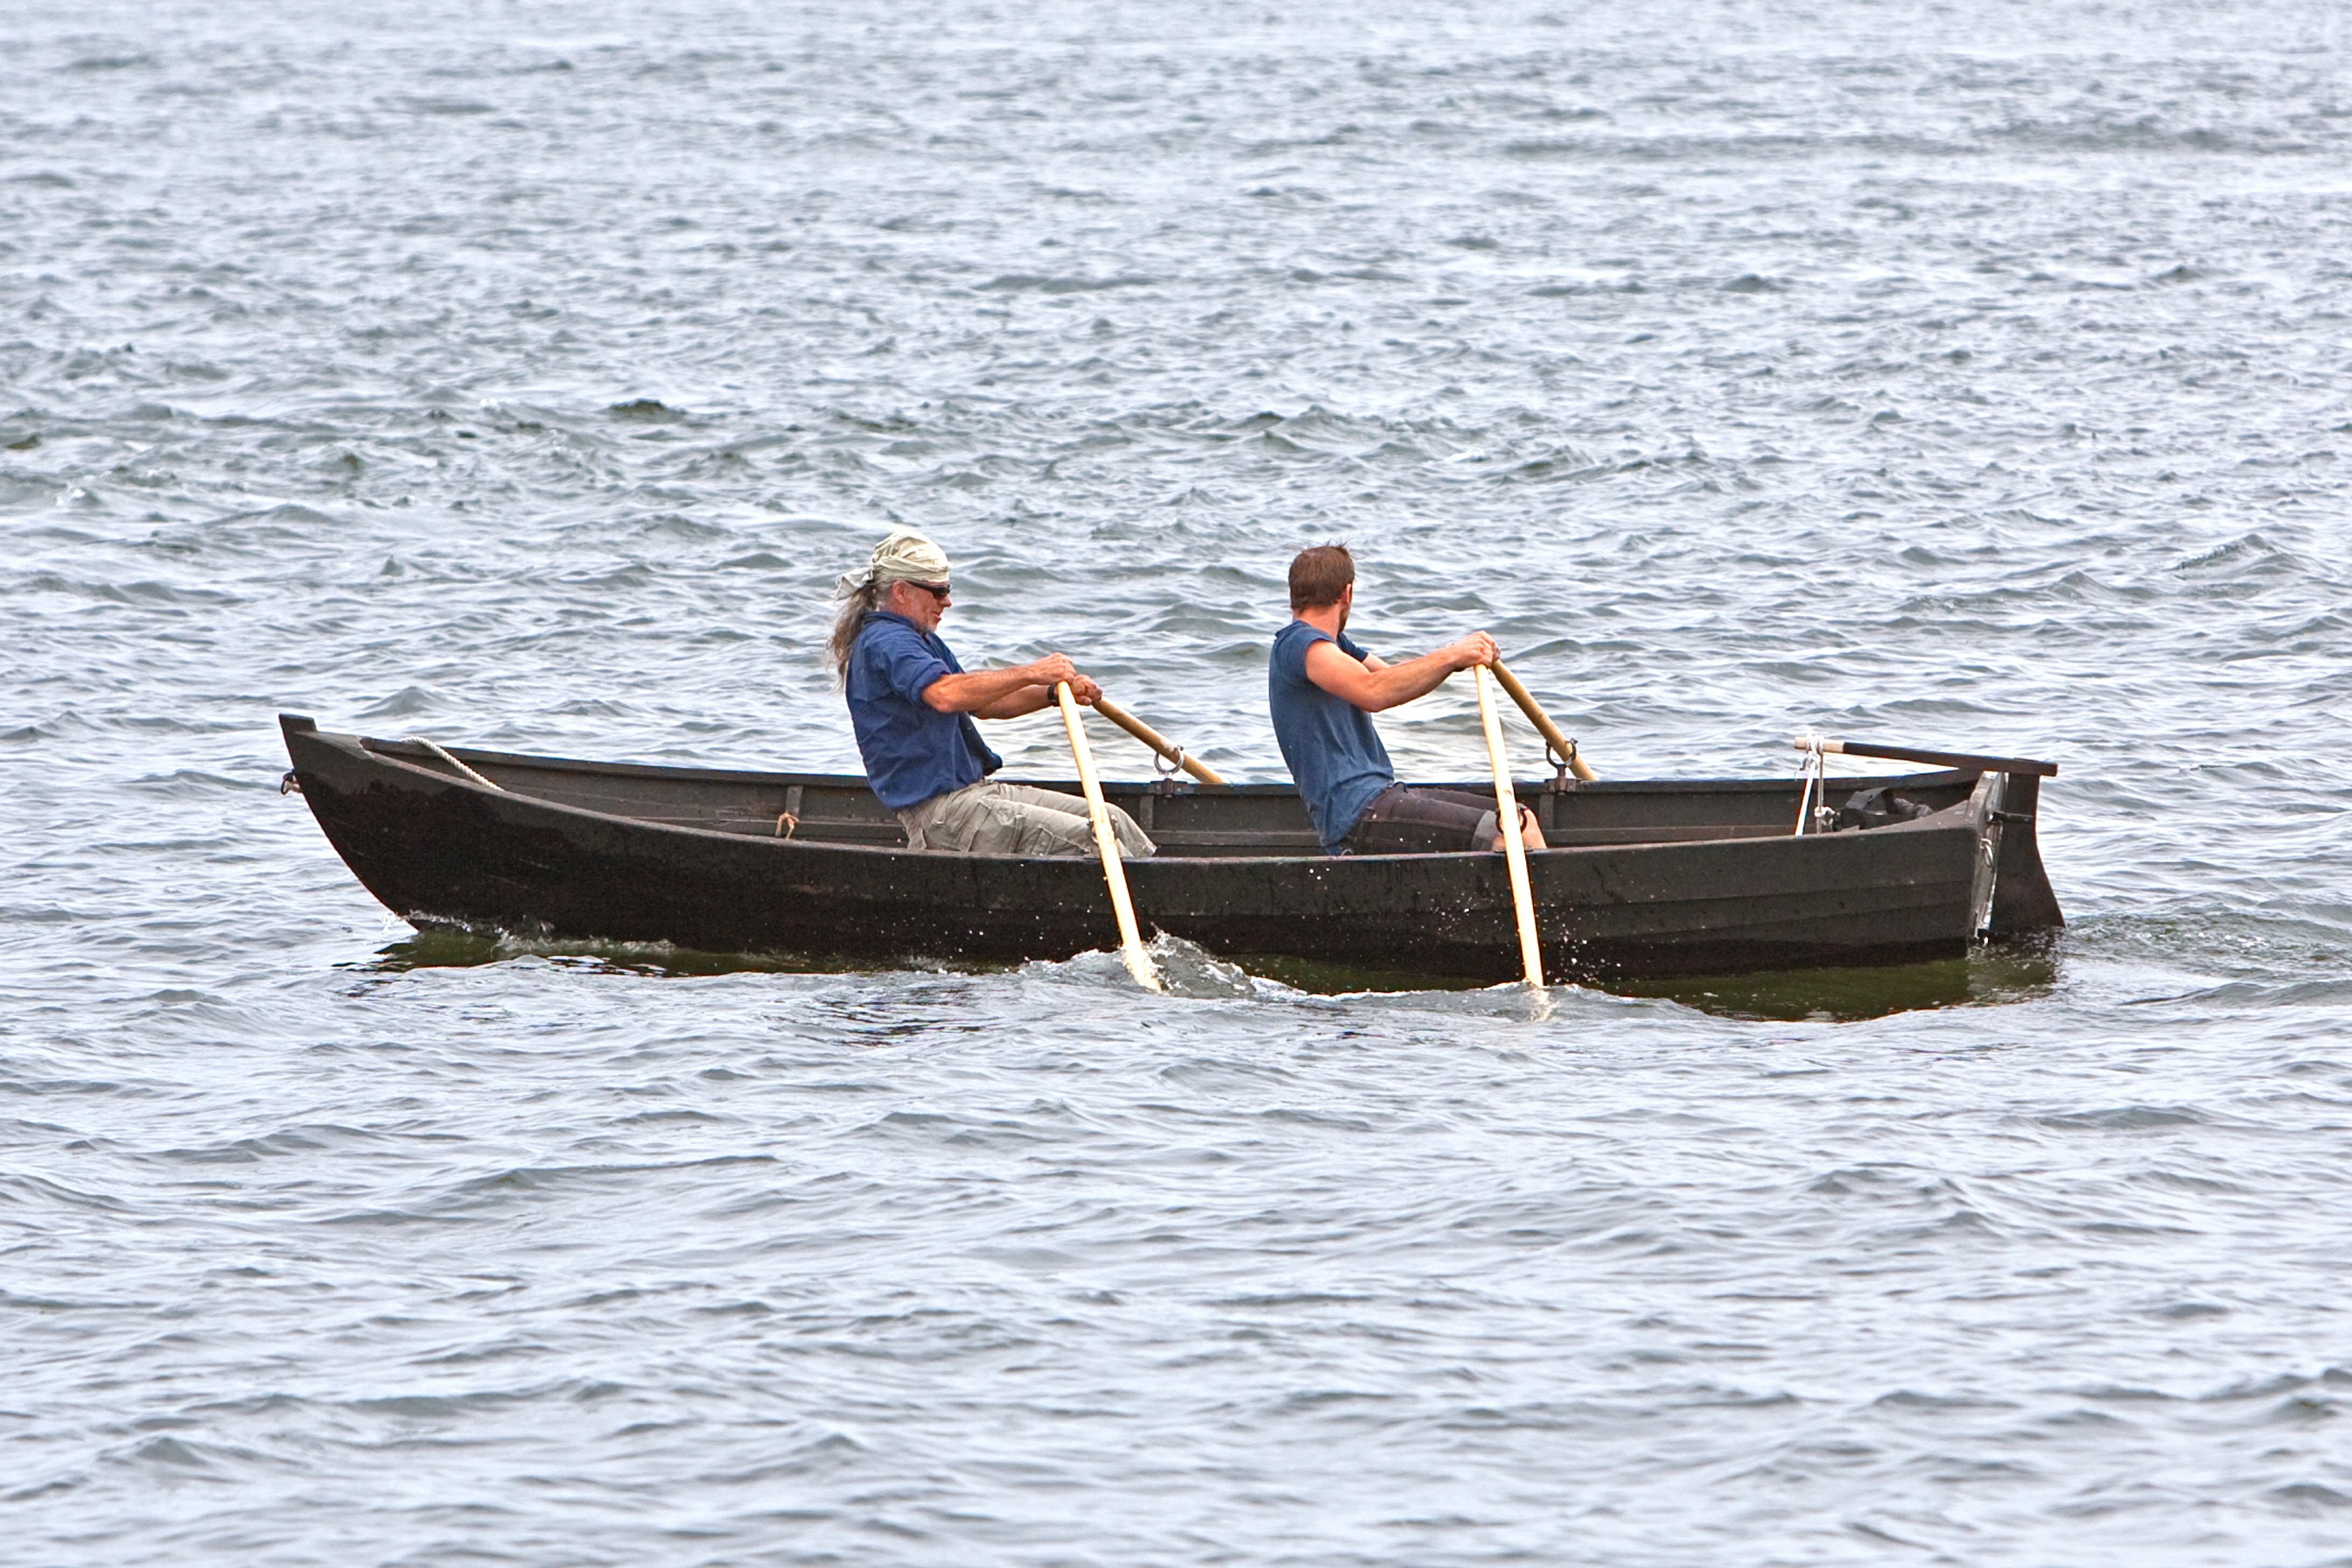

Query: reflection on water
<box><xmin>368</xmin><ymin>928</ymin><xmax>2057</xmax><ymax>1020</ymax></box>
<box><xmin>1245</xmin><ymin>947</ymin><xmax>2056</xmax><ymax>1018</ymax></box>
<box><xmin>355</xmin><ymin>928</ymin><xmax>977</xmax><ymax>978</ymax></box>
<box><xmin>1602</xmin><ymin>943</ymin><xmax>2061</xmax><ymax>1022</ymax></box>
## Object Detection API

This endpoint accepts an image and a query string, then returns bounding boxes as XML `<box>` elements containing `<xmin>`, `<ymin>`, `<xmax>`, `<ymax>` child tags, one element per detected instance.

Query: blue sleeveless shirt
<box><xmin>1269</xmin><ymin>619</ymin><xmax>1395</xmax><ymax>852</ymax></box>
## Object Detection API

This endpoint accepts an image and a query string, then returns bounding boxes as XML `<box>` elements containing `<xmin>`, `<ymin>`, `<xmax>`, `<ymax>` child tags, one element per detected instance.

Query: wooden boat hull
<box><xmin>280</xmin><ymin>715</ymin><xmax>2062</xmax><ymax>983</ymax></box>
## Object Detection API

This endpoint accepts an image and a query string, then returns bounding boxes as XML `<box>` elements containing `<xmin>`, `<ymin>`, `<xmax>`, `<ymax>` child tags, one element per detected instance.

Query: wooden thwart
<box><xmin>1056</xmin><ymin>683</ymin><xmax>1163</xmax><ymax>992</ymax></box>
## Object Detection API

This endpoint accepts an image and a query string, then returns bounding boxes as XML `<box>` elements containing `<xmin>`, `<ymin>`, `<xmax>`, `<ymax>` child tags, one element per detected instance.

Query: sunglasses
<box><xmin>909</xmin><ymin>580</ymin><xmax>951</xmax><ymax>600</ymax></box>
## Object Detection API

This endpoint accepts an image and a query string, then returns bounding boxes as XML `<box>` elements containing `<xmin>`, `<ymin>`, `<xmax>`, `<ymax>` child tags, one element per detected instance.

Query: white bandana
<box><xmin>833</xmin><ymin>528</ymin><xmax>952</xmax><ymax>600</ymax></box>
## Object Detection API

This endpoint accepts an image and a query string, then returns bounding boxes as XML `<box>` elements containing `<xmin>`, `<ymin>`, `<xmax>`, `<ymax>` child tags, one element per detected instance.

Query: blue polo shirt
<box><xmin>845</xmin><ymin>611</ymin><xmax>1004</xmax><ymax>810</ymax></box>
<box><xmin>1269</xmin><ymin>619</ymin><xmax>1395</xmax><ymax>852</ymax></box>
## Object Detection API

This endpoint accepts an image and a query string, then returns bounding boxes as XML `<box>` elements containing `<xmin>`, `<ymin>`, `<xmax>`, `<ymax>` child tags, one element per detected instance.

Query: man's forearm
<box><xmin>924</xmin><ymin>668</ymin><xmax>1044</xmax><ymax>715</ymax></box>
<box><xmin>1356</xmin><ymin>649</ymin><xmax>1462</xmax><ymax>711</ymax></box>
<box><xmin>971</xmin><ymin>684</ymin><xmax>1056</xmax><ymax>720</ymax></box>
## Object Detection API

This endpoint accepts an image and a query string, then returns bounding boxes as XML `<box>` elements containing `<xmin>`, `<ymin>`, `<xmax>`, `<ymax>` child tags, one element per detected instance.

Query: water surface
<box><xmin>6</xmin><ymin>2</ymin><xmax>2351</xmax><ymax>1562</ymax></box>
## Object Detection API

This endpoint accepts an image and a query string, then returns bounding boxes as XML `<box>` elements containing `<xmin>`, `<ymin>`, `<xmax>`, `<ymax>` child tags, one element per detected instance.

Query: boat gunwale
<box><xmin>345</xmin><ymin>730</ymin><xmax>1984</xmax><ymax>800</ymax></box>
<box><xmin>306</xmin><ymin>724</ymin><xmax>1990</xmax><ymax>870</ymax></box>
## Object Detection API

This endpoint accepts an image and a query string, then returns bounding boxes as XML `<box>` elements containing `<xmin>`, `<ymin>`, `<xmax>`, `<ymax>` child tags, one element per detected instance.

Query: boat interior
<box><xmin>355</xmin><ymin>736</ymin><xmax>1982</xmax><ymax>858</ymax></box>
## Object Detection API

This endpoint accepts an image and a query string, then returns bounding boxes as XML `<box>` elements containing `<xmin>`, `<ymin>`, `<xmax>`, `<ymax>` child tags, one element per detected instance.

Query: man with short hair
<box><xmin>831</xmin><ymin>529</ymin><xmax>1152</xmax><ymax>858</ymax></box>
<box><xmin>1269</xmin><ymin>543</ymin><xmax>1543</xmax><ymax>857</ymax></box>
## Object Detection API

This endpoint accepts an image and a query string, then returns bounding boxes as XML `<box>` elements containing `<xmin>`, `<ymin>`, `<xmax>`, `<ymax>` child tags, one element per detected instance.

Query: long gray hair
<box><xmin>828</xmin><ymin>580</ymin><xmax>881</xmax><ymax>684</ymax></box>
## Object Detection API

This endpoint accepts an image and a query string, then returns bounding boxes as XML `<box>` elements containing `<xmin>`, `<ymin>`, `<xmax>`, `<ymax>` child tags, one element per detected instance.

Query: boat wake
<box><xmin>1030</xmin><ymin>933</ymin><xmax>1258</xmax><ymax>999</ymax></box>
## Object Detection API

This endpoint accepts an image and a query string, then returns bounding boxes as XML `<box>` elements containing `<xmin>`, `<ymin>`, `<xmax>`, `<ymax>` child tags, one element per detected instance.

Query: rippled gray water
<box><xmin>8</xmin><ymin>2</ymin><xmax>2352</xmax><ymax>1562</ymax></box>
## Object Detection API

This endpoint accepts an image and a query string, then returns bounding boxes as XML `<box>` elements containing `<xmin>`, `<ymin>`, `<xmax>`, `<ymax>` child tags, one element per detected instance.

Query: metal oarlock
<box><xmin>1545</xmin><ymin>736</ymin><xmax>1580</xmax><ymax>792</ymax></box>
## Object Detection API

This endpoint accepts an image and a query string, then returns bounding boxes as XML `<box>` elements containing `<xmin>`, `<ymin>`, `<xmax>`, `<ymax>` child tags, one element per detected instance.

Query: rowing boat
<box><xmin>278</xmin><ymin>713</ymin><xmax>2061</xmax><ymax>983</ymax></box>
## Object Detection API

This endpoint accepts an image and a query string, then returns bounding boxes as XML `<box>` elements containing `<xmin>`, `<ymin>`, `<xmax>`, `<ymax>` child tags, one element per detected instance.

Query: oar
<box><xmin>1092</xmin><ymin>696</ymin><xmax>1229</xmax><ymax>786</ymax></box>
<box><xmin>1055</xmin><ymin>682</ymin><xmax>1163</xmax><ymax>993</ymax></box>
<box><xmin>1473</xmin><ymin>665</ymin><xmax>1546</xmax><ymax>991</ymax></box>
<box><xmin>1489</xmin><ymin>660</ymin><xmax>1598</xmax><ymax>782</ymax></box>
<box><xmin>1788</xmin><ymin>736</ymin><xmax>2057</xmax><ymax>778</ymax></box>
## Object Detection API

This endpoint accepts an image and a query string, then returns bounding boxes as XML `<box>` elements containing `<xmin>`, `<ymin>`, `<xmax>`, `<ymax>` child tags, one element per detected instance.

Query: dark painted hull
<box><xmin>280</xmin><ymin>715</ymin><xmax>2062</xmax><ymax>983</ymax></box>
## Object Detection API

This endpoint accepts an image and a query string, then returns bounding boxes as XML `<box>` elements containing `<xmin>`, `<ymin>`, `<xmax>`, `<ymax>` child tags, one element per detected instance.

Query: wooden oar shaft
<box><xmin>1791</xmin><ymin>737</ymin><xmax>2058</xmax><ymax>778</ymax></box>
<box><xmin>1489</xmin><ymin>660</ymin><xmax>1598</xmax><ymax>782</ymax></box>
<box><xmin>1092</xmin><ymin>697</ymin><xmax>1228</xmax><ymax>787</ymax></box>
<box><xmin>1474</xmin><ymin>667</ymin><xmax>1545</xmax><ymax>991</ymax></box>
<box><xmin>1056</xmin><ymin>683</ymin><xmax>1161</xmax><ymax>992</ymax></box>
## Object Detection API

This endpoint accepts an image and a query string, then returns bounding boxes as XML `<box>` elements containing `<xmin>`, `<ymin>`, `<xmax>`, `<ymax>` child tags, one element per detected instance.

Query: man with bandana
<box><xmin>830</xmin><ymin>529</ymin><xmax>1153</xmax><ymax>858</ymax></box>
